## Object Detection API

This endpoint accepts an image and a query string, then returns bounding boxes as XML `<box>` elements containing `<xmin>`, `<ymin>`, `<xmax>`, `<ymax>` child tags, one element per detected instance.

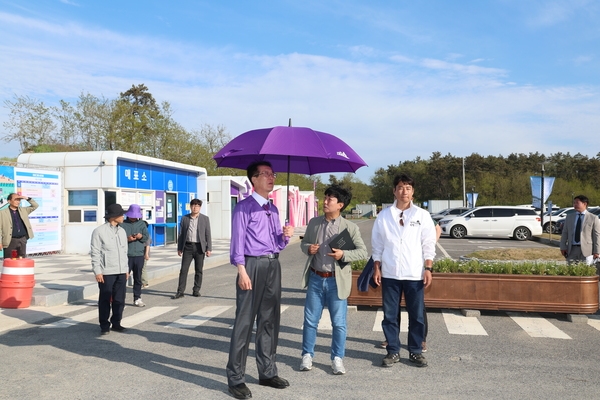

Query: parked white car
<box><xmin>439</xmin><ymin>206</ymin><xmax>542</xmax><ymax>240</ymax></box>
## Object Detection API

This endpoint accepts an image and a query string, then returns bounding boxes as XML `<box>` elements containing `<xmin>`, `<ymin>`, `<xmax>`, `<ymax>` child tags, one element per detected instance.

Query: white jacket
<box><xmin>371</xmin><ymin>201</ymin><xmax>436</xmax><ymax>281</ymax></box>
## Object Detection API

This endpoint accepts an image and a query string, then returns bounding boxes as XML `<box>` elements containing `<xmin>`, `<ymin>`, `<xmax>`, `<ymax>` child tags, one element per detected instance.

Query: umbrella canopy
<box><xmin>213</xmin><ymin>126</ymin><xmax>367</xmax><ymax>175</ymax></box>
<box><xmin>213</xmin><ymin>125</ymin><xmax>368</xmax><ymax>223</ymax></box>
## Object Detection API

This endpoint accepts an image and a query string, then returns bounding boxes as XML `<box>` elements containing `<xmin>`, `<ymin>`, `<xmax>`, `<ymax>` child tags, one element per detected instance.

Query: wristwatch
<box><xmin>424</xmin><ymin>267</ymin><xmax>433</xmax><ymax>272</ymax></box>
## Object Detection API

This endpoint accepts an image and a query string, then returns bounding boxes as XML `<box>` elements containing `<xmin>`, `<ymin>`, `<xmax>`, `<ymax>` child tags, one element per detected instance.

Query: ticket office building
<box><xmin>17</xmin><ymin>151</ymin><xmax>207</xmax><ymax>254</ymax></box>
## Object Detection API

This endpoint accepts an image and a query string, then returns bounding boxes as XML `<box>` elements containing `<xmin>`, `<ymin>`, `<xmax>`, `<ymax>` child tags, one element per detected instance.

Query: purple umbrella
<box><xmin>213</xmin><ymin>124</ymin><xmax>367</xmax><ymax>222</ymax></box>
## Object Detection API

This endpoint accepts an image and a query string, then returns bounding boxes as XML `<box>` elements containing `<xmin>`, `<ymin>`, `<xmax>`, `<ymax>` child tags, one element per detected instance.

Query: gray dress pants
<box><xmin>226</xmin><ymin>256</ymin><xmax>282</xmax><ymax>386</ymax></box>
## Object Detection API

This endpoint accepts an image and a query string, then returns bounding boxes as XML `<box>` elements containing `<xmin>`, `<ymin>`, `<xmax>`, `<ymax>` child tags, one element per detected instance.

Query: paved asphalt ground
<box><xmin>1</xmin><ymin>219</ymin><xmax>600</xmax><ymax>399</ymax></box>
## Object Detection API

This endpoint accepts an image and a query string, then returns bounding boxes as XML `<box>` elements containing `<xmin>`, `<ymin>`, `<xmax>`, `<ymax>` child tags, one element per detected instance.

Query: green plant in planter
<box><xmin>350</xmin><ymin>258</ymin><xmax>597</xmax><ymax>276</ymax></box>
<box><xmin>432</xmin><ymin>258</ymin><xmax>597</xmax><ymax>276</ymax></box>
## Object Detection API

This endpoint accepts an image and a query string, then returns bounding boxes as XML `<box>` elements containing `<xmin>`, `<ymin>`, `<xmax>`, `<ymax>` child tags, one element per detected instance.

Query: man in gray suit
<box><xmin>560</xmin><ymin>195</ymin><xmax>600</xmax><ymax>264</ymax></box>
<box><xmin>172</xmin><ymin>198</ymin><xmax>212</xmax><ymax>298</ymax></box>
<box><xmin>299</xmin><ymin>185</ymin><xmax>367</xmax><ymax>375</ymax></box>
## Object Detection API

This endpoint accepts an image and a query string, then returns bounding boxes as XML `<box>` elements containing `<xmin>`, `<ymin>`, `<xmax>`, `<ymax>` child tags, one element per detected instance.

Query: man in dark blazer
<box><xmin>560</xmin><ymin>195</ymin><xmax>600</xmax><ymax>264</ymax></box>
<box><xmin>172</xmin><ymin>198</ymin><xmax>212</xmax><ymax>298</ymax></box>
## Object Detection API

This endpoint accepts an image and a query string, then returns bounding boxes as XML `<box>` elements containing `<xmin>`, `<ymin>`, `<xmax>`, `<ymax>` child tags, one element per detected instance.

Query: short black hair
<box><xmin>393</xmin><ymin>174</ymin><xmax>415</xmax><ymax>188</ymax></box>
<box><xmin>324</xmin><ymin>185</ymin><xmax>352</xmax><ymax>212</ymax></box>
<box><xmin>247</xmin><ymin>161</ymin><xmax>273</xmax><ymax>184</ymax></box>
<box><xmin>574</xmin><ymin>195</ymin><xmax>589</xmax><ymax>206</ymax></box>
<box><xmin>7</xmin><ymin>193</ymin><xmax>17</xmax><ymax>201</ymax></box>
<box><xmin>190</xmin><ymin>198</ymin><xmax>203</xmax><ymax>207</ymax></box>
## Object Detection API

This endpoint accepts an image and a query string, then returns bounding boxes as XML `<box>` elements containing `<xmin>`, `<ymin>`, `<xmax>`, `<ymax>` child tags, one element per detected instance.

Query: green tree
<box><xmin>3</xmin><ymin>95</ymin><xmax>56</xmax><ymax>152</ymax></box>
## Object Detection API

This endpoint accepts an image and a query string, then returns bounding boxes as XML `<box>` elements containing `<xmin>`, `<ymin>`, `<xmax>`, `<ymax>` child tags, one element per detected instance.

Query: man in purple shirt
<box><xmin>226</xmin><ymin>161</ymin><xmax>294</xmax><ymax>400</ymax></box>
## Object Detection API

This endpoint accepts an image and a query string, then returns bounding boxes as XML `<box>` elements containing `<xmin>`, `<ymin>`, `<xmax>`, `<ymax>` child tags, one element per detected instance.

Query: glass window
<box><xmin>68</xmin><ymin>210</ymin><xmax>81</xmax><ymax>222</ymax></box>
<box><xmin>493</xmin><ymin>209</ymin><xmax>515</xmax><ymax>217</ymax></box>
<box><xmin>514</xmin><ymin>209</ymin><xmax>537</xmax><ymax>216</ymax></box>
<box><xmin>68</xmin><ymin>190</ymin><xmax>98</xmax><ymax>206</ymax></box>
<box><xmin>471</xmin><ymin>208</ymin><xmax>493</xmax><ymax>218</ymax></box>
<box><xmin>83</xmin><ymin>210</ymin><xmax>97</xmax><ymax>222</ymax></box>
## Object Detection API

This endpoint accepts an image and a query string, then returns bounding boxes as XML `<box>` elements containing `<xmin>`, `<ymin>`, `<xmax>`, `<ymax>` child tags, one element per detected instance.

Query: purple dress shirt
<box><xmin>230</xmin><ymin>195</ymin><xmax>288</xmax><ymax>266</ymax></box>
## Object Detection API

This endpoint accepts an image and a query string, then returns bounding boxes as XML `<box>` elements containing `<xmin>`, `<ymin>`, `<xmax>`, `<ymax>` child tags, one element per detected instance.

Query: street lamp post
<box><xmin>541</xmin><ymin>164</ymin><xmax>545</xmax><ymax>228</ymax></box>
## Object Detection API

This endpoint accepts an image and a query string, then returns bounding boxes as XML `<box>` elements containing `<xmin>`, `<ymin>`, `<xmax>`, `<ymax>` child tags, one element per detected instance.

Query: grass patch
<box><xmin>465</xmin><ymin>248</ymin><xmax>564</xmax><ymax>261</ymax></box>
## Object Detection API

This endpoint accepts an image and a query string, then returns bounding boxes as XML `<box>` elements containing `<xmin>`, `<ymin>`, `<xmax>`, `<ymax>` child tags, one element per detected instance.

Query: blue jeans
<box><xmin>381</xmin><ymin>278</ymin><xmax>425</xmax><ymax>354</ymax></box>
<box><xmin>302</xmin><ymin>271</ymin><xmax>347</xmax><ymax>360</ymax></box>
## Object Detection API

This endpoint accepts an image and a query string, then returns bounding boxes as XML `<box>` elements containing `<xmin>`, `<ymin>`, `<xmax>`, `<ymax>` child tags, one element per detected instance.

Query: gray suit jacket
<box><xmin>177</xmin><ymin>213</ymin><xmax>212</xmax><ymax>253</ymax></box>
<box><xmin>300</xmin><ymin>216</ymin><xmax>368</xmax><ymax>299</ymax></box>
<box><xmin>560</xmin><ymin>211</ymin><xmax>600</xmax><ymax>257</ymax></box>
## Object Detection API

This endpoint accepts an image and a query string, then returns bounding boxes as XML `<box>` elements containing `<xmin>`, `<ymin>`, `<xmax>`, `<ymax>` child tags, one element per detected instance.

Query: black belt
<box><xmin>185</xmin><ymin>241</ymin><xmax>198</xmax><ymax>244</ymax></box>
<box><xmin>572</xmin><ymin>244</ymin><xmax>581</xmax><ymax>246</ymax></box>
<box><xmin>12</xmin><ymin>236</ymin><xmax>26</xmax><ymax>239</ymax></box>
<box><xmin>245</xmin><ymin>253</ymin><xmax>279</xmax><ymax>259</ymax></box>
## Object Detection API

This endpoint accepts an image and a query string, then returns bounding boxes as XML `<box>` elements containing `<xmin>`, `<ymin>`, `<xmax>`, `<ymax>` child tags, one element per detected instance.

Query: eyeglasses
<box><xmin>399</xmin><ymin>211</ymin><xmax>404</xmax><ymax>227</ymax></box>
<box><xmin>254</xmin><ymin>172</ymin><xmax>277</xmax><ymax>179</ymax></box>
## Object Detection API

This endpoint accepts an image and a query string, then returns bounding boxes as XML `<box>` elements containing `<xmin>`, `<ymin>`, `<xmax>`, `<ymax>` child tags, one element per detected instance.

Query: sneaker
<box><xmin>382</xmin><ymin>353</ymin><xmax>400</xmax><ymax>367</ymax></box>
<box><xmin>379</xmin><ymin>341</ymin><xmax>388</xmax><ymax>349</ymax></box>
<box><xmin>332</xmin><ymin>356</ymin><xmax>346</xmax><ymax>375</ymax></box>
<box><xmin>134</xmin><ymin>298</ymin><xmax>146</xmax><ymax>307</ymax></box>
<box><xmin>142</xmin><ymin>284</ymin><xmax>149</xmax><ymax>288</ymax></box>
<box><xmin>422</xmin><ymin>341</ymin><xmax>427</xmax><ymax>353</ymax></box>
<box><xmin>300</xmin><ymin>354</ymin><xmax>313</xmax><ymax>371</ymax></box>
<box><xmin>409</xmin><ymin>352</ymin><xmax>428</xmax><ymax>367</ymax></box>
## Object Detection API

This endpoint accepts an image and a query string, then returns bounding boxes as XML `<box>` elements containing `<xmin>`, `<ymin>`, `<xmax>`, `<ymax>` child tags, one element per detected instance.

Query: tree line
<box><xmin>371</xmin><ymin>151</ymin><xmax>600</xmax><ymax>209</ymax></box>
<box><xmin>2</xmin><ymin>84</ymin><xmax>373</xmax><ymax>210</ymax></box>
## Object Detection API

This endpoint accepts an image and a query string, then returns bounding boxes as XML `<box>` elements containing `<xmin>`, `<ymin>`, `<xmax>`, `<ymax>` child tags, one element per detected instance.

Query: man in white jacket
<box><xmin>372</xmin><ymin>174</ymin><xmax>436</xmax><ymax>368</ymax></box>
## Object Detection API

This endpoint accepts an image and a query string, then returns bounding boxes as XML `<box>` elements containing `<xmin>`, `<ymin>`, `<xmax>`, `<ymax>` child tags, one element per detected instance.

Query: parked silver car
<box><xmin>431</xmin><ymin>207</ymin><xmax>471</xmax><ymax>222</ymax></box>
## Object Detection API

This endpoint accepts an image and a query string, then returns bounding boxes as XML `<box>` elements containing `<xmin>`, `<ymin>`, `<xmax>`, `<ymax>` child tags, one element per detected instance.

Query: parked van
<box><xmin>439</xmin><ymin>206</ymin><xmax>542</xmax><ymax>240</ymax></box>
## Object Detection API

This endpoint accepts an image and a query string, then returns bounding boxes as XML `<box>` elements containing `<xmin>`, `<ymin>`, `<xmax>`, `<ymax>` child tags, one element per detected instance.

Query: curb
<box><xmin>31</xmin><ymin>253</ymin><xmax>231</xmax><ymax>307</ymax></box>
<box><xmin>531</xmin><ymin>235</ymin><xmax>561</xmax><ymax>247</ymax></box>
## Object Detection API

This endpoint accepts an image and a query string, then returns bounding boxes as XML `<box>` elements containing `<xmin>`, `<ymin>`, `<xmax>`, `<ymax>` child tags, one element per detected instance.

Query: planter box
<box><xmin>348</xmin><ymin>271</ymin><xmax>599</xmax><ymax>314</ymax></box>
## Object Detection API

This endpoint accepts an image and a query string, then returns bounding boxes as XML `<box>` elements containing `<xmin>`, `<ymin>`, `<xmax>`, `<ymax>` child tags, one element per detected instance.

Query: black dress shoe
<box><xmin>228</xmin><ymin>383</ymin><xmax>252</xmax><ymax>399</ymax></box>
<box><xmin>111</xmin><ymin>324</ymin><xmax>127</xmax><ymax>332</ymax></box>
<box><xmin>192</xmin><ymin>292</ymin><xmax>200</xmax><ymax>297</ymax></box>
<box><xmin>171</xmin><ymin>292</ymin><xmax>184</xmax><ymax>299</ymax></box>
<box><xmin>258</xmin><ymin>376</ymin><xmax>289</xmax><ymax>389</ymax></box>
<box><xmin>100</xmin><ymin>330</ymin><xmax>110</xmax><ymax>336</ymax></box>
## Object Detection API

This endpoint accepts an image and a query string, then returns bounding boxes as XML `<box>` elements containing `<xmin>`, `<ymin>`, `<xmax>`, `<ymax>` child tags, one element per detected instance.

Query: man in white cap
<box><xmin>91</xmin><ymin>203</ymin><xmax>129</xmax><ymax>335</ymax></box>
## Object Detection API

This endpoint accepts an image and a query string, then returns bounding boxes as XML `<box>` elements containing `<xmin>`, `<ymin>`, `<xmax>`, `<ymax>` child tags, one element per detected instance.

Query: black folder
<box><xmin>328</xmin><ymin>228</ymin><xmax>355</xmax><ymax>251</ymax></box>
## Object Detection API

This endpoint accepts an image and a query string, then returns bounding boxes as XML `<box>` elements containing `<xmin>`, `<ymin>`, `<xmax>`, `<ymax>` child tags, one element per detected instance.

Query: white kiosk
<box><xmin>17</xmin><ymin>151</ymin><xmax>207</xmax><ymax>254</ymax></box>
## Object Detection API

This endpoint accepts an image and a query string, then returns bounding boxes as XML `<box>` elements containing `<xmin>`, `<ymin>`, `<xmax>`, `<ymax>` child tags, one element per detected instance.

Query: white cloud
<box><xmin>1</xmin><ymin>11</ymin><xmax>599</xmax><ymax>183</ymax></box>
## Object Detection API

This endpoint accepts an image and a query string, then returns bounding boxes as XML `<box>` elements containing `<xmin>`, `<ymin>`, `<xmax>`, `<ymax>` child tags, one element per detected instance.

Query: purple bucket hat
<box><xmin>126</xmin><ymin>204</ymin><xmax>143</xmax><ymax>219</ymax></box>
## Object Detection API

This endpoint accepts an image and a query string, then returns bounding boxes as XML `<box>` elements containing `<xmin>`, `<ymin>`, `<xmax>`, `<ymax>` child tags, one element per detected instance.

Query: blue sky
<box><xmin>1</xmin><ymin>0</ymin><xmax>599</xmax><ymax>183</ymax></box>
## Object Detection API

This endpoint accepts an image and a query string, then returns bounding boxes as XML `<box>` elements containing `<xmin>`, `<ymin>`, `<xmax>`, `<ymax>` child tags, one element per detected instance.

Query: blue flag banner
<box><xmin>466</xmin><ymin>192</ymin><xmax>479</xmax><ymax>208</ymax></box>
<box><xmin>530</xmin><ymin>176</ymin><xmax>555</xmax><ymax>208</ymax></box>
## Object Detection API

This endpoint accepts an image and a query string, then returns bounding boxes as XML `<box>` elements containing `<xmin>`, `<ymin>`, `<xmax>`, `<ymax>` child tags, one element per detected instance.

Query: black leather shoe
<box><xmin>192</xmin><ymin>292</ymin><xmax>200</xmax><ymax>297</ymax></box>
<box><xmin>258</xmin><ymin>376</ymin><xmax>289</xmax><ymax>389</ymax></box>
<box><xmin>100</xmin><ymin>330</ymin><xmax>110</xmax><ymax>336</ymax></box>
<box><xmin>228</xmin><ymin>383</ymin><xmax>252</xmax><ymax>399</ymax></box>
<box><xmin>171</xmin><ymin>292</ymin><xmax>184</xmax><ymax>299</ymax></box>
<box><xmin>111</xmin><ymin>324</ymin><xmax>127</xmax><ymax>332</ymax></box>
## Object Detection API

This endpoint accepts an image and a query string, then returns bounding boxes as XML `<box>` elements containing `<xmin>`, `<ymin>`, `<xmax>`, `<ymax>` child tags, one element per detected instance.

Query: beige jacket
<box><xmin>0</xmin><ymin>198</ymin><xmax>39</xmax><ymax>247</ymax></box>
<box><xmin>300</xmin><ymin>216</ymin><xmax>368</xmax><ymax>299</ymax></box>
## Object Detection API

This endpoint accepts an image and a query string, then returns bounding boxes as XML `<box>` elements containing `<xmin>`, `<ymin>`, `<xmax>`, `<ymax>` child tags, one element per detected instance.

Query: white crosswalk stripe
<box><xmin>167</xmin><ymin>305</ymin><xmax>232</xmax><ymax>329</ymax></box>
<box><xmin>508</xmin><ymin>312</ymin><xmax>571</xmax><ymax>339</ymax></box>
<box><xmin>588</xmin><ymin>316</ymin><xmax>600</xmax><ymax>332</ymax></box>
<box><xmin>121</xmin><ymin>306</ymin><xmax>178</xmax><ymax>328</ymax></box>
<box><xmin>1</xmin><ymin>304</ymin><xmax>91</xmax><ymax>333</ymax></box>
<box><xmin>1</xmin><ymin>302</ymin><xmax>593</xmax><ymax>342</ymax></box>
<box><xmin>443</xmin><ymin>310</ymin><xmax>488</xmax><ymax>335</ymax></box>
<box><xmin>41</xmin><ymin>310</ymin><xmax>98</xmax><ymax>328</ymax></box>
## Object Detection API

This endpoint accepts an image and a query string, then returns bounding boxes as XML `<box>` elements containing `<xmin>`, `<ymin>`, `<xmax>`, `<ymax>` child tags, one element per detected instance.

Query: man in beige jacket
<box><xmin>299</xmin><ymin>185</ymin><xmax>367</xmax><ymax>375</ymax></box>
<box><xmin>0</xmin><ymin>194</ymin><xmax>38</xmax><ymax>257</ymax></box>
